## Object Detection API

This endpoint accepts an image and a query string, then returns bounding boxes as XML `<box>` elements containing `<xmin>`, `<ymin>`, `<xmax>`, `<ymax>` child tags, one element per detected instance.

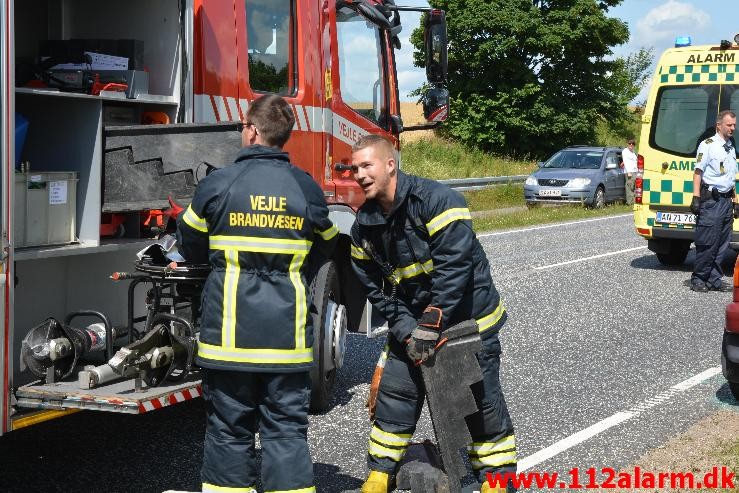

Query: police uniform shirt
<box><xmin>695</xmin><ymin>133</ymin><xmax>737</xmax><ymax>193</ymax></box>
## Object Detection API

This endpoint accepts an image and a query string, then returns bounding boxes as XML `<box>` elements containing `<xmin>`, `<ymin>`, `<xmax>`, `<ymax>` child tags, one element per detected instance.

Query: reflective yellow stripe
<box><xmin>425</xmin><ymin>207</ymin><xmax>472</xmax><ymax>236</ymax></box>
<box><xmin>368</xmin><ymin>441</ymin><xmax>405</xmax><ymax>462</ymax></box>
<box><xmin>183</xmin><ymin>204</ymin><xmax>208</xmax><ymax>233</ymax></box>
<box><xmin>198</xmin><ymin>342</ymin><xmax>313</xmax><ymax>364</ymax></box>
<box><xmin>477</xmin><ymin>303</ymin><xmax>506</xmax><ymax>333</ymax></box>
<box><xmin>370</xmin><ymin>425</ymin><xmax>412</xmax><ymax>446</ymax></box>
<box><xmin>351</xmin><ymin>244</ymin><xmax>370</xmax><ymax>260</ymax></box>
<box><xmin>265</xmin><ymin>488</ymin><xmax>316</xmax><ymax>493</ymax></box>
<box><xmin>377</xmin><ymin>344</ymin><xmax>389</xmax><ymax>368</ymax></box>
<box><xmin>290</xmin><ymin>254</ymin><xmax>308</xmax><ymax>349</ymax></box>
<box><xmin>392</xmin><ymin>259</ymin><xmax>434</xmax><ymax>282</ymax></box>
<box><xmin>468</xmin><ymin>435</ymin><xmax>516</xmax><ymax>456</ymax></box>
<box><xmin>210</xmin><ymin>235</ymin><xmax>312</xmax><ymax>254</ymax></box>
<box><xmin>207</xmin><ymin>235</ymin><xmax>312</xmax><ymax>362</ymax></box>
<box><xmin>222</xmin><ymin>250</ymin><xmax>240</xmax><ymax>347</ymax></box>
<box><xmin>314</xmin><ymin>223</ymin><xmax>339</xmax><ymax>241</ymax></box>
<box><xmin>202</xmin><ymin>483</ymin><xmax>254</xmax><ymax>492</ymax></box>
<box><xmin>11</xmin><ymin>409</ymin><xmax>79</xmax><ymax>430</ymax></box>
<box><xmin>470</xmin><ymin>451</ymin><xmax>517</xmax><ymax>470</ymax></box>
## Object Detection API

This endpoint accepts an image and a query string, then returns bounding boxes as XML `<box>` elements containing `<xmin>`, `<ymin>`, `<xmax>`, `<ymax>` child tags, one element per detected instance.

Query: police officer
<box><xmin>689</xmin><ymin>110</ymin><xmax>737</xmax><ymax>293</ymax></box>
<box><xmin>177</xmin><ymin>94</ymin><xmax>338</xmax><ymax>493</ymax></box>
<box><xmin>349</xmin><ymin>135</ymin><xmax>516</xmax><ymax>493</ymax></box>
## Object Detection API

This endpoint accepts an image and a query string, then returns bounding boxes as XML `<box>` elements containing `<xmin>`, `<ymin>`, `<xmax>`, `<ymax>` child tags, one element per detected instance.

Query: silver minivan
<box><xmin>524</xmin><ymin>146</ymin><xmax>625</xmax><ymax>208</ymax></box>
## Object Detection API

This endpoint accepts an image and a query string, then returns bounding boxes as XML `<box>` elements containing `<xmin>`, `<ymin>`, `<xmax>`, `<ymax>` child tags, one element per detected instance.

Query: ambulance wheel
<box><xmin>309</xmin><ymin>260</ymin><xmax>340</xmax><ymax>413</ymax></box>
<box><xmin>656</xmin><ymin>241</ymin><xmax>690</xmax><ymax>266</ymax></box>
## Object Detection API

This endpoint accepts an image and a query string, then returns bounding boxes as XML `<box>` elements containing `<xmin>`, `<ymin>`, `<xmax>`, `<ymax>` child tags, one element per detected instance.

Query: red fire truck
<box><xmin>0</xmin><ymin>0</ymin><xmax>448</xmax><ymax>434</ymax></box>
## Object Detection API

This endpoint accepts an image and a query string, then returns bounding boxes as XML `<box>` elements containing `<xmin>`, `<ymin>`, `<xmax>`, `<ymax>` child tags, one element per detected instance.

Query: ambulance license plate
<box><xmin>656</xmin><ymin>212</ymin><xmax>696</xmax><ymax>225</ymax></box>
<box><xmin>539</xmin><ymin>189</ymin><xmax>561</xmax><ymax>197</ymax></box>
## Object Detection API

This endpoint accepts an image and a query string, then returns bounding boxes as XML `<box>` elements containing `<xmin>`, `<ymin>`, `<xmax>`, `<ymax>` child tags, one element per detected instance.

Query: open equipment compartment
<box><xmin>10</xmin><ymin>0</ymin><xmax>188</xmax><ymax>391</ymax></box>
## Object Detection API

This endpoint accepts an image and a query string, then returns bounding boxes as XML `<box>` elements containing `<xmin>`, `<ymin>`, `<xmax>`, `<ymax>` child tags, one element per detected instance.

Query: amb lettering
<box><xmin>668</xmin><ymin>160</ymin><xmax>696</xmax><ymax>171</ymax></box>
<box><xmin>229</xmin><ymin>195</ymin><xmax>305</xmax><ymax>230</ymax></box>
<box><xmin>687</xmin><ymin>53</ymin><xmax>735</xmax><ymax>63</ymax></box>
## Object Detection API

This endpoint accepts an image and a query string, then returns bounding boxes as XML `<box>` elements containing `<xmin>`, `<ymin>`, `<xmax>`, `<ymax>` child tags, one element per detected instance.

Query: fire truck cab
<box><xmin>0</xmin><ymin>0</ymin><xmax>448</xmax><ymax>434</ymax></box>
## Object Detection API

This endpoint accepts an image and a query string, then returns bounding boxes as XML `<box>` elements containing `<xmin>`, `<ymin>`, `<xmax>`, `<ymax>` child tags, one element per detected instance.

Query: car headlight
<box><xmin>569</xmin><ymin>178</ymin><xmax>591</xmax><ymax>188</ymax></box>
<box><xmin>525</xmin><ymin>176</ymin><xmax>537</xmax><ymax>186</ymax></box>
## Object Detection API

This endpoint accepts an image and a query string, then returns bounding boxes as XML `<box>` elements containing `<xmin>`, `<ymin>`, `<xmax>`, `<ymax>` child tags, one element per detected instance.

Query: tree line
<box><xmin>411</xmin><ymin>0</ymin><xmax>653</xmax><ymax>158</ymax></box>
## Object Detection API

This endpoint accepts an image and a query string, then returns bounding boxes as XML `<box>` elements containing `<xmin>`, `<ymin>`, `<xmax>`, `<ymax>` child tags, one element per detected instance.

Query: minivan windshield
<box><xmin>543</xmin><ymin>150</ymin><xmax>603</xmax><ymax>169</ymax></box>
<box><xmin>650</xmin><ymin>84</ymin><xmax>738</xmax><ymax>157</ymax></box>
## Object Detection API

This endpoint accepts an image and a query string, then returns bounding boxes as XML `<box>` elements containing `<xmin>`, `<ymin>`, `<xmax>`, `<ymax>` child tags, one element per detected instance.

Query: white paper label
<box><xmin>49</xmin><ymin>181</ymin><xmax>67</xmax><ymax>205</ymax></box>
<box><xmin>30</xmin><ymin>175</ymin><xmax>42</xmax><ymax>182</ymax></box>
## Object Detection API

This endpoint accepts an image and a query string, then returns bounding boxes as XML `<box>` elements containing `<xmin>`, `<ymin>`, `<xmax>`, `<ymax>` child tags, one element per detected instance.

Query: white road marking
<box><xmin>534</xmin><ymin>246</ymin><xmax>647</xmax><ymax>270</ymax></box>
<box><xmin>517</xmin><ymin>367</ymin><xmax>722</xmax><ymax>472</ymax></box>
<box><xmin>477</xmin><ymin>213</ymin><xmax>633</xmax><ymax>238</ymax></box>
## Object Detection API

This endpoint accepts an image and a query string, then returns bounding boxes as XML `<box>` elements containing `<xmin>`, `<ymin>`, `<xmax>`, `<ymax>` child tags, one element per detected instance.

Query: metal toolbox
<box><xmin>14</xmin><ymin>171</ymin><xmax>78</xmax><ymax>247</ymax></box>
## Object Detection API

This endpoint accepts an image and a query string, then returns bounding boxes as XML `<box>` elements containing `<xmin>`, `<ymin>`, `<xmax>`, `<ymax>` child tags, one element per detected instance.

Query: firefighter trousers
<box><xmin>201</xmin><ymin>369</ymin><xmax>314</xmax><ymax>493</ymax></box>
<box><xmin>367</xmin><ymin>335</ymin><xmax>517</xmax><ymax>483</ymax></box>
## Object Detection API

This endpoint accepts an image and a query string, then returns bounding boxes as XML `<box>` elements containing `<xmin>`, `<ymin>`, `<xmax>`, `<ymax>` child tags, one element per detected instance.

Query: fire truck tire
<box><xmin>309</xmin><ymin>260</ymin><xmax>340</xmax><ymax>413</ymax></box>
<box><xmin>656</xmin><ymin>241</ymin><xmax>690</xmax><ymax>266</ymax></box>
<box><xmin>730</xmin><ymin>382</ymin><xmax>739</xmax><ymax>401</ymax></box>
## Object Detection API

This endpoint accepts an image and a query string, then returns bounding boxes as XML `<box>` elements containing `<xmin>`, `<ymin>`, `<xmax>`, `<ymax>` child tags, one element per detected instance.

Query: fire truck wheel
<box><xmin>730</xmin><ymin>382</ymin><xmax>739</xmax><ymax>401</ymax></box>
<box><xmin>309</xmin><ymin>260</ymin><xmax>340</xmax><ymax>413</ymax></box>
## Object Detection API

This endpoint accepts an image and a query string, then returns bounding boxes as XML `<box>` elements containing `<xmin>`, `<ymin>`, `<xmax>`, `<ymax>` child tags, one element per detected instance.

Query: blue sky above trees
<box><xmin>394</xmin><ymin>0</ymin><xmax>737</xmax><ymax>101</ymax></box>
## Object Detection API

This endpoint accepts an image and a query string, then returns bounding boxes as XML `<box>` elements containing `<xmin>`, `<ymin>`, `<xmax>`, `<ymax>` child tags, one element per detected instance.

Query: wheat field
<box><xmin>399</xmin><ymin>102</ymin><xmax>437</xmax><ymax>144</ymax></box>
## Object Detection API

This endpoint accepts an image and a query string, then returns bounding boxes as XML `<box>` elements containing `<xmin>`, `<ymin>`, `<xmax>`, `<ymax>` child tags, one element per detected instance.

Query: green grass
<box><xmin>464</xmin><ymin>184</ymin><xmax>525</xmax><ymax>210</ymax></box>
<box><xmin>461</xmin><ymin>185</ymin><xmax>632</xmax><ymax>232</ymax></box>
<box><xmin>401</xmin><ymin>138</ymin><xmax>536</xmax><ymax>180</ymax></box>
<box><xmin>472</xmin><ymin>203</ymin><xmax>633</xmax><ymax>232</ymax></box>
<box><xmin>400</xmin><ymin>123</ymin><xmax>634</xmax><ymax>232</ymax></box>
<box><xmin>595</xmin><ymin>111</ymin><xmax>643</xmax><ymax>148</ymax></box>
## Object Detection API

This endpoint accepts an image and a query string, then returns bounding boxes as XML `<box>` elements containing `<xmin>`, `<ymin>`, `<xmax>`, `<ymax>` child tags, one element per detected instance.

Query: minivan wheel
<box><xmin>590</xmin><ymin>186</ymin><xmax>605</xmax><ymax>209</ymax></box>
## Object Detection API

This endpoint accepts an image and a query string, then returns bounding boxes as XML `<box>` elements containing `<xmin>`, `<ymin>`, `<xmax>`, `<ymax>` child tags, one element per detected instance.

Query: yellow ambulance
<box><xmin>634</xmin><ymin>36</ymin><xmax>739</xmax><ymax>265</ymax></box>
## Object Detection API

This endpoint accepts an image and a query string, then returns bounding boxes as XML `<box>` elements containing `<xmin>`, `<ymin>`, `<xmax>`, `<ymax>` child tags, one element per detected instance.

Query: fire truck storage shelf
<box><xmin>9</xmin><ymin>0</ymin><xmax>188</xmax><ymax>413</ymax></box>
<box><xmin>16</xmin><ymin>373</ymin><xmax>202</xmax><ymax>414</ymax></box>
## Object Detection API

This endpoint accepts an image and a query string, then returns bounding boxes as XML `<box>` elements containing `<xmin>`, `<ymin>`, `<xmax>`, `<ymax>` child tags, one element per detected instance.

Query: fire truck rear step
<box><xmin>15</xmin><ymin>373</ymin><xmax>202</xmax><ymax>414</ymax></box>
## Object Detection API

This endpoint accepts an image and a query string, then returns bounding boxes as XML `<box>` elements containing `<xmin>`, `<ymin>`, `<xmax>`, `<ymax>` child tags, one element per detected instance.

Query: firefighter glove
<box><xmin>734</xmin><ymin>202</ymin><xmax>739</xmax><ymax>219</ymax></box>
<box><xmin>406</xmin><ymin>307</ymin><xmax>442</xmax><ymax>363</ymax></box>
<box><xmin>690</xmin><ymin>196</ymin><xmax>701</xmax><ymax>216</ymax></box>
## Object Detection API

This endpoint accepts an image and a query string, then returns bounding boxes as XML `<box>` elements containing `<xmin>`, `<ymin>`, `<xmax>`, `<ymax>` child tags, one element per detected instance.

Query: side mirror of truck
<box><xmin>424</xmin><ymin>9</ymin><xmax>448</xmax><ymax>84</ymax></box>
<box><xmin>422</xmin><ymin>86</ymin><xmax>449</xmax><ymax>123</ymax></box>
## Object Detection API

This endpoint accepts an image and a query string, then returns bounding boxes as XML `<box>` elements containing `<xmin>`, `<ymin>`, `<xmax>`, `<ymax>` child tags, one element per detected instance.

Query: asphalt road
<box><xmin>1</xmin><ymin>213</ymin><xmax>737</xmax><ymax>492</ymax></box>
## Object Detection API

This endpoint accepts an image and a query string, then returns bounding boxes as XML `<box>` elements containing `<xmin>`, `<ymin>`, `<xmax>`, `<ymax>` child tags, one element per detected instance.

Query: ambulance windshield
<box><xmin>650</xmin><ymin>84</ymin><xmax>738</xmax><ymax>157</ymax></box>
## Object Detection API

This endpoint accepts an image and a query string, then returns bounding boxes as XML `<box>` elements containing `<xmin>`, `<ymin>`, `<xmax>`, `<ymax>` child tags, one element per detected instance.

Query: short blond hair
<box><xmin>352</xmin><ymin>135</ymin><xmax>398</xmax><ymax>162</ymax></box>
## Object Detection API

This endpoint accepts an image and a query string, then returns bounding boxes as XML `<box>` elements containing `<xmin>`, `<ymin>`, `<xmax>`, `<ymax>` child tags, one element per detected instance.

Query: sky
<box><xmin>393</xmin><ymin>0</ymin><xmax>738</xmax><ymax>101</ymax></box>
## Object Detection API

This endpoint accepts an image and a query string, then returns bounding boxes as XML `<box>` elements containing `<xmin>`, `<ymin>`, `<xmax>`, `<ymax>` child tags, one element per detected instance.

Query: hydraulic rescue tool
<box><xmin>79</xmin><ymin>255</ymin><xmax>208</xmax><ymax>391</ymax></box>
<box><xmin>397</xmin><ymin>319</ymin><xmax>484</xmax><ymax>493</ymax></box>
<box><xmin>21</xmin><ymin>245</ymin><xmax>208</xmax><ymax>393</ymax></box>
<box><xmin>20</xmin><ymin>311</ymin><xmax>116</xmax><ymax>384</ymax></box>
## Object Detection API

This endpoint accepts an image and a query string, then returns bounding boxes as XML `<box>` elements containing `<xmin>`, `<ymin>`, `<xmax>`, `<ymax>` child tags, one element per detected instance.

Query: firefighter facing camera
<box><xmin>177</xmin><ymin>95</ymin><xmax>338</xmax><ymax>493</ymax></box>
<box><xmin>689</xmin><ymin>110</ymin><xmax>737</xmax><ymax>293</ymax></box>
<box><xmin>349</xmin><ymin>135</ymin><xmax>517</xmax><ymax>493</ymax></box>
